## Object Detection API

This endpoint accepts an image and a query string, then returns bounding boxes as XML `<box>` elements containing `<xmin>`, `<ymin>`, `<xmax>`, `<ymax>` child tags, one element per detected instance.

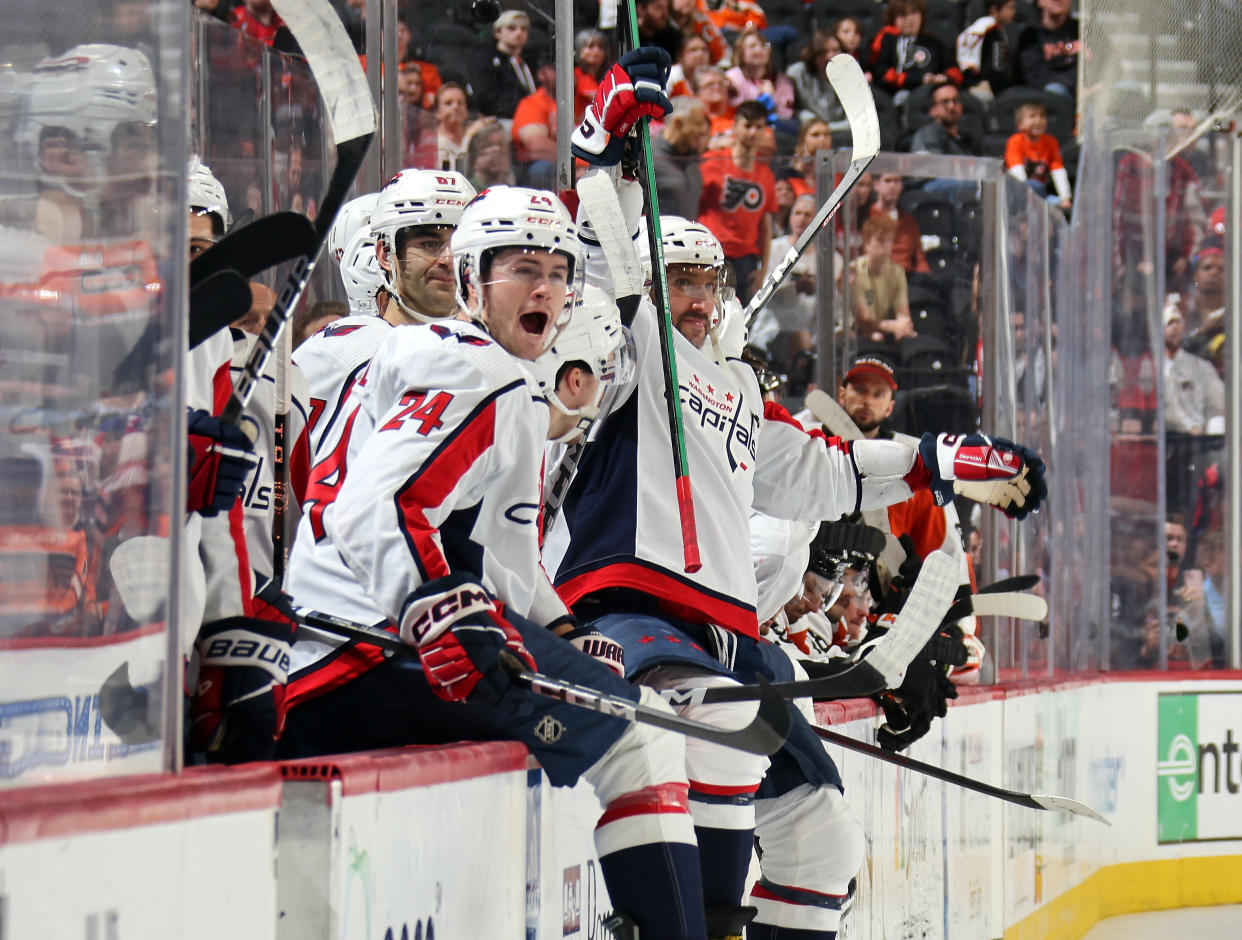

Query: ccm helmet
<box><xmin>451</xmin><ymin>185</ymin><xmax>585</xmax><ymax>354</ymax></box>
<box><xmin>327</xmin><ymin>191</ymin><xmax>378</xmax><ymax>264</ymax></box>
<box><xmin>339</xmin><ymin>227</ymin><xmax>384</xmax><ymax>315</ymax></box>
<box><xmin>187</xmin><ymin>157</ymin><xmax>231</xmax><ymax>235</ymax></box>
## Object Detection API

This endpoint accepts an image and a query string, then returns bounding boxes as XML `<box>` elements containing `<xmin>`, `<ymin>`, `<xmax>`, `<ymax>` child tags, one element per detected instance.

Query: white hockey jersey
<box><xmin>543</xmin><ymin>297</ymin><xmax>869</xmax><ymax>639</ymax></box>
<box><xmin>229</xmin><ymin>329</ymin><xmax>311</xmax><ymax>586</ymax></box>
<box><xmin>285</xmin><ymin>319</ymin><xmax>564</xmax><ymax>705</ymax></box>
<box><xmin>291</xmin><ymin>314</ymin><xmax>393</xmax><ymax>458</ymax></box>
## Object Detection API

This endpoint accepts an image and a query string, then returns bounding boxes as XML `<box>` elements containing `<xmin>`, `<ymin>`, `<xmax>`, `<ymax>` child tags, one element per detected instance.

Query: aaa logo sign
<box><xmin>1157</xmin><ymin>692</ymin><xmax>1242</xmax><ymax>843</ymax></box>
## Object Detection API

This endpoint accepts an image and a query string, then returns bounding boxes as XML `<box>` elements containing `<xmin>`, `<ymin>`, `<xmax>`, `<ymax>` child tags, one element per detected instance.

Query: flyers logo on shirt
<box><xmin>722</xmin><ymin>176</ymin><xmax>766</xmax><ymax>212</ymax></box>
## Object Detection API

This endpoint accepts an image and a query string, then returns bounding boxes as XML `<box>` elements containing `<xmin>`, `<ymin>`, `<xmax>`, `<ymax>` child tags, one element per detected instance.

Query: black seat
<box><xmin>911</xmin><ymin>196</ymin><xmax>956</xmax><ymax>247</ymax></box>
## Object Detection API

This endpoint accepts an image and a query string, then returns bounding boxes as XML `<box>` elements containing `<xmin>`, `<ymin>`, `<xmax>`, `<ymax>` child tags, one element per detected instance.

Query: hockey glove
<box><xmin>564</xmin><ymin>627</ymin><xmax>626</xmax><ymax>677</ymax></box>
<box><xmin>918</xmin><ymin>622</ymin><xmax>971</xmax><ymax>668</ymax></box>
<box><xmin>914</xmin><ymin>432</ymin><xmax>1047</xmax><ymax>520</ymax></box>
<box><xmin>189</xmin><ymin>586</ymin><xmax>296</xmax><ymax>764</ymax></box>
<box><xmin>187</xmin><ymin>408</ymin><xmax>257</xmax><ymax>516</ymax></box>
<box><xmin>571</xmin><ymin>47</ymin><xmax>673</xmax><ymax>167</ymax></box>
<box><xmin>755</xmin><ymin>92</ymin><xmax>779</xmax><ymax>125</ymax></box>
<box><xmin>399</xmin><ymin>573</ymin><xmax>537</xmax><ymax>704</ymax></box>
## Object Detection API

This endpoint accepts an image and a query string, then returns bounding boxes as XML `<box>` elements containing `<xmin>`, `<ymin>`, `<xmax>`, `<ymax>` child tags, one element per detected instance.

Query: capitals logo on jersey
<box><xmin>721</xmin><ymin>176</ymin><xmax>767</xmax><ymax>212</ymax></box>
<box><xmin>680</xmin><ymin>372</ymin><xmax>760</xmax><ymax>472</ymax></box>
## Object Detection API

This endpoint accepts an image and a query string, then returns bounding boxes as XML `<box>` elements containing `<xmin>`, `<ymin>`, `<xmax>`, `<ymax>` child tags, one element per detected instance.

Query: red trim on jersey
<box><xmin>395</xmin><ymin>398</ymin><xmax>498</xmax><ymax>581</ymax></box>
<box><xmin>762</xmin><ymin>400</ymin><xmax>827</xmax><ymax>443</ymax></box>
<box><xmin>597</xmin><ymin>782</ymin><xmax>691</xmax><ymax>827</ymax></box>
<box><xmin>557</xmin><ymin>562</ymin><xmax>760</xmax><ymax>639</ymax></box>
<box><xmin>688</xmin><ymin>780</ymin><xmax>761</xmax><ymax>797</ymax></box>
<box><xmin>289</xmin><ymin>424</ymin><xmax>311</xmax><ymax>505</ymax></box>
<box><xmin>751</xmin><ymin>881</ymin><xmax>846</xmax><ymax>903</ymax></box>
<box><xmin>285</xmin><ymin>641</ymin><xmax>388</xmax><ymax>708</ymax></box>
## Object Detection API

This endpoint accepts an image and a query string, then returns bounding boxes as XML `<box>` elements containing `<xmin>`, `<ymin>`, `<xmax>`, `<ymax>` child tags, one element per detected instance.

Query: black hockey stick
<box><xmin>296</xmin><ymin>608</ymin><xmax>790</xmax><ymax>755</ymax></box>
<box><xmin>221</xmin><ymin>0</ymin><xmax>376</xmax><ymax>424</ymax></box>
<box><xmin>189</xmin><ymin>213</ymin><xmax>319</xmax><ymax>348</ymax></box>
<box><xmin>812</xmin><ymin>723</ymin><xmax>1111</xmax><ymax>823</ymax></box>
<box><xmin>976</xmin><ymin>573</ymin><xmax>1041</xmax><ymax>595</ymax></box>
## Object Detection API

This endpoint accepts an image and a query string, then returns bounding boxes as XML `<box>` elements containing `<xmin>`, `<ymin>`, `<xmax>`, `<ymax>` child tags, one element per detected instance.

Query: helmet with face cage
<box><xmin>660</xmin><ymin>215</ymin><xmax>730</xmax><ymax>328</ymax></box>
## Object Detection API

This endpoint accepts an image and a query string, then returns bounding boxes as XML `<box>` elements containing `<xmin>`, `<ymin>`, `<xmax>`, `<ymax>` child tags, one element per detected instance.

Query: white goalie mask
<box><xmin>660</xmin><ymin>216</ymin><xmax>729</xmax><ymax>328</ymax></box>
<box><xmin>372</xmin><ymin>168</ymin><xmax>475</xmax><ymax>322</ymax></box>
<box><xmin>18</xmin><ymin>44</ymin><xmax>157</xmax><ymax>198</ymax></box>
<box><xmin>452</xmin><ymin>186</ymin><xmax>585</xmax><ymax>356</ymax></box>
<box><xmin>529</xmin><ymin>284</ymin><xmax>634</xmax><ymax>441</ymax></box>
<box><xmin>339</xmin><ymin>227</ymin><xmax>384</xmax><ymax>315</ymax></box>
<box><xmin>187</xmin><ymin>157</ymin><xmax>231</xmax><ymax>235</ymax></box>
<box><xmin>327</xmin><ymin>191</ymin><xmax>378</xmax><ymax>264</ymax></box>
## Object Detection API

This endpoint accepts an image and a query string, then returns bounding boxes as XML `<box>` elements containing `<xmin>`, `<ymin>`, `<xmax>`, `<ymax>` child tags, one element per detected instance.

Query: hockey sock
<box><xmin>747</xmin><ymin>919</ymin><xmax>836</xmax><ymax>940</ymax></box>
<box><xmin>692</xmin><ymin>819</ymin><xmax>756</xmax><ymax>909</ymax></box>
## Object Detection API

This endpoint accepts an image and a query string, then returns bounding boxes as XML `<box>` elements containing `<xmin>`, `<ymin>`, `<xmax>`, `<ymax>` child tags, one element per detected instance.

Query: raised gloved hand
<box><xmin>755</xmin><ymin>92</ymin><xmax>779</xmax><ymax>125</ymax></box>
<box><xmin>572</xmin><ymin>47</ymin><xmax>672</xmax><ymax>166</ymax></box>
<box><xmin>914</xmin><ymin>432</ymin><xmax>1047</xmax><ymax>520</ymax></box>
<box><xmin>564</xmin><ymin>627</ymin><xmax>626</xmax><ymax>676</ymax></box>
<box><xmin>187</xmin><ymin>408</ymin><xmax>257</xmax><ymax>516</ymax></box>
<box><xmin>190</xmin><ymin>585</ymin><xmax>297</xmax><ymax>764</ymax></box>
<box><xmin>399</xmin><ymin>573</ymin><xmax>536</xmax><ymax>703</ymax></box>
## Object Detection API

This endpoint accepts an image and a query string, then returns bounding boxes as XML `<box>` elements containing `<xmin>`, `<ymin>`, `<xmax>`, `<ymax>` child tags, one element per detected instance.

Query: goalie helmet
<box><xmin>451</xmin><ymin>185</ymin><xmax>585</xmax><ymax>354</ymax></box>
<box><xmin>18</xmin><ymin>44</ymin><xmax>156</xmax><ymax>195</ymax></box>
<box><xmin>187</xmin><ymin>157</ymin><xmax>231</xmax><ymax>234</ymax></box>
<box><xmin>327</xmin><ymin>192</ymin><xmax>378</xmax><ymax>264</ymax></box>
<box><xmin>339</xmin><ymin>227</ymin><xmax>383</xmax><ymax>315</ymax></box>
<box><xmin>529</xmin><ymin>284</ymin><xmax>633</xmax><ymax>440</ymax></box>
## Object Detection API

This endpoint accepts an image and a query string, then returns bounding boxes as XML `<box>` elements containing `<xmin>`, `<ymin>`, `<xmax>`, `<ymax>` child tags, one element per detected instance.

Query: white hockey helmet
<box><xmin>371</xmin><ymin>168</ymin><xmax>476</xmax><ymax>255</ymax></box>
<box><xmin>451</xmin><ymin>185</ymin><xmax>585</xmax><ymax>354</ymax></box>
<box><xmin>339</xmin><ymin>226</ymin><xmax>383</xmax><ymax>315</ymax></box>
<box><xmin>530</xmin><ymin>284</ymin><xmax>633</xmax><ymax>439</ymax></box>
<box><xmin>18</xmin><ymin>44</ymin><xmax>156</xmax><ymax>192</ymax></box>
<box><xmin>660</xmin><ymin>215</ymin><xmax>729</xmax><ymax>328</ymax></box>
<box><xmin>327</xmin><ymin>191</ymin><xmax>378</xmax><ymax>264</ymax></box>
<box><xmin>187</xmin><ymin>157</ymin><xmax>231</xmax><ymax>234</ymax></box>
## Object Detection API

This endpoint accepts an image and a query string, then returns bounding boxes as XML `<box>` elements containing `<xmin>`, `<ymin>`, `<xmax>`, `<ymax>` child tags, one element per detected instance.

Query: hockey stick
<box><xmin>221</xmin><ymin>0</ymin><xmax>376</xmax><ymax>425</ymax></box>
<box><xmin>976</xmin><ymin>573</ymin><xmax>1041</xmax><ymax>595</ymax></box>
<box><xmin>812</xmin><ymin>723</ymin><xmax>1111</xmax><ymax>823</ymax></box>
<box><xmin>944</xmin><ymin>590</ymin><xmax>1048</xmax><ymax>625</ymax></box>
<box><xmin>622</xmin><ymin>2</ymin><xmax>701</xmax><ymax>573</ymax></box>
<box><xmin>659</xmin><ymin>550</ymin><xmax>960</xmax><ymax>705</ymax></box>
<box><xmin>293</xmin><ymin>607</ymin><xmax>790</xmax><ymax>755</ymax></box>
<box><xmin>189</xmin><ymin>212</ymin><xmax>319</xmax><ymax>348</ymax></box>
<box><xmin>272</xmin><ymin>324</ymin><xmax>292</xmax><ymax>584</ymax></box>
<box><xmin>743</xmin><ymin>55</ymin><xmax>879</xmax><ymax>330</ymax></box>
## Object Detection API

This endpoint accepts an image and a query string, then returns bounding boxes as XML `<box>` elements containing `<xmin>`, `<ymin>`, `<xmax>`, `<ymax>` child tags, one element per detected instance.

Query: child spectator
<box><xmin>870</xmin><ymin>0</ymin><xmax>962</xmax><ymax>104</ymax></box>
<box><xmin>956</xmin><ymin>0</ymin><xmax>1017</xmax><ymax>102</ymax></box>
<box><xmin>786</xmin><ymin>30</ymin><xmax>850</xmax><ymax>133</ymax></box>
<box><xmin>1004</xmin><ymin>101</ymin><xmax>1072</xmax><ymax>210</ymax></box>
<box><xmin>851</xmin><ymin>214</ymin><xmax>915</xmax><ymax>347</ymax></box>
<box><xmin>834</xmin><ymin>16</ymin><xmax>870</xmax><ymax>78</ymax></box>
<box><xmin>726</xmin><ymin>28</ymin><xmax>796</xmax><ymax>121</ymax></box>
<box><xmin>698</xmin><ymin>100</ymin><xmax>778</xmax><ymax>304</ymax></box>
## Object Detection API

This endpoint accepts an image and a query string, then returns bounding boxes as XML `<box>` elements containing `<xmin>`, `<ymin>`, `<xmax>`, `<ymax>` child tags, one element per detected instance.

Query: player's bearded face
<box><xmin>480</xmin><ymin>247</ymin><xmax>571</xmax><ymax>361</ymax></box>
<box><xmin>393</xmin><ymin>226</ymin><xmax>457</xmax><ymax>317</ymax></box>
<box><xmin>838</xmin><ymin>375</ymin><xmax>893</xmax><ymax>432</ymax></box>
<box><xmin>666</xmin><ymin>264</ymin><xmax>718</xmax><ymax>348</ymax></box>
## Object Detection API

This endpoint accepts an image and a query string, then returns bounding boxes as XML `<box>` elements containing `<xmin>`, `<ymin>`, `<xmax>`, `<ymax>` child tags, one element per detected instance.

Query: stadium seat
<box><xmin>897</xmin><ymin>334</ymin><xmax>959</xmax><ymax>390</ymax></box>
<box><xmin>909</xmin><ymin>295</ymin><xmax>956</xmax><ymax>347</ymax></box>
<box><xmin>923</xmin><ymin>0</ymin><xmax>965</xmax><ymax>48</ymax></box>
<box><xmin>812</xmin><ymin>0</ymin><xmax>882</xmax><ymax>37</ymax></box>
<box><xmin>911</xmin><ymin>195</ymin><xmax>956</xmax><ymax>247</ymax></box>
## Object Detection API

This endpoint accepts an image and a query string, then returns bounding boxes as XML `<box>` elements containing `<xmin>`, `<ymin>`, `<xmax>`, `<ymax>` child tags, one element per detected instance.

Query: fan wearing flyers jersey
<box><xmin>282</xmin><ymin>186</ymin><xmax>711</xmax><ymax>940</ymax></box>
<box><xmin>546</xmin><ymin>46</ymin><xmax>1046</xmax><ymax>939</ymax></box>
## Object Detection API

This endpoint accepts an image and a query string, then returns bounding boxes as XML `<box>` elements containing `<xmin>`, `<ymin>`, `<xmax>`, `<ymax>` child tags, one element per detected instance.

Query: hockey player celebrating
<box><xmin>294</xmin><ymin>169</ymin><xmax>475</xmax><ymax>456</ymax></box>
<box><xmin>545</xmin><ymin>46</ymin><xmax>1047</xmax><ymax>940</ymax></box>
<box><xmin>282</xmin><ymin>186</ymin><xmax>710</xmax><ymax>940</ymax></box>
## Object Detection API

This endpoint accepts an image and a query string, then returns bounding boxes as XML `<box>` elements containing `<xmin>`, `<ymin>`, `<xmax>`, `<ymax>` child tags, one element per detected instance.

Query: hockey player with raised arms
<box><xmin>544</xmin><ymin>47</ymin><xmax>1047</xmax><ymax>940</ymax></box>
<box><xmin>293</xmin><ymin>169</ymin><xmax>475</xmax><ymax>457</ymax></box>
<box><xmin>282</xmin><ymin>186</ymin><xmax>709</xmax><ymax>940</ymax></box>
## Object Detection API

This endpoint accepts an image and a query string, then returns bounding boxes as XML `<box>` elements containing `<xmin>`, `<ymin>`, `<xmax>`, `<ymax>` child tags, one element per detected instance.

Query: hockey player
<box><xmin>546</xmin><ymin>46</ymin><xmax>1046</xmax><ymax>939</ymax></box>
<box><xmin>282</xmin><ymin>186</ymin><xmax>709</xmax><ymax>940</ymax></box>
<box><xmin>293</xmin><ymin>169</ymin><xmax>475</xmax><ymax>457</ymax></box>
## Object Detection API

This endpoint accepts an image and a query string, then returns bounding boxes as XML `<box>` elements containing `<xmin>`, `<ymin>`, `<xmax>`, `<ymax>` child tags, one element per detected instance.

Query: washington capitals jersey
<box><xmin>292</xmin><ymin>315</ymin><xmax>393</xmax><ymax>458</ymax></box>
<box><xmin>543</xmin><ymin>298</ymin><xmax>866</xmax><ymax>639</ymax></box>
<box><xmin>285</xmin><ymin>319</ymin><xmax>562</xmax><ymax>703</ymax></box>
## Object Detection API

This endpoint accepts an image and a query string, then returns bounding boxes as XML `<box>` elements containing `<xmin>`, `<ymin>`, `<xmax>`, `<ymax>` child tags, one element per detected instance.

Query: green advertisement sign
<box><xmin>1156</xmin><ymin>692</ymin><xmax>1242</xmax><ymax>844</ymax></box>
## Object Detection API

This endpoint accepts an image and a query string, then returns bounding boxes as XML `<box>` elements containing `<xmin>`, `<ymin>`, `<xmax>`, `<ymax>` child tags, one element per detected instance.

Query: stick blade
<box><xmin>748</xmin><ymin>677</ymin><xmax>794</xmax><ymax>754</ymax></box>
<box><xmin>865</xmin><ymin>550</ymin><xmax>961</xmax><ymax>687</ymax></box>
<box><xmin>804</xmin><ymin>388</ymin><xmax>862</xmax><ymax>440</ymax></box>
<box><xmin>826</xmin><ymin>55</ymin><xmax>880</xmax><ymax>160</ymax></box>
<box><xmin>188</xmin><ymin>269</ymin><xmax>253</xmax><ymax>349</ymax></box>
<box><xmin>191</xmin><ymin>212</ymin><xmax>318</xmax><ymax>284</ymax></box>
<box><xmin>1031</xmin><ymin>794</ymin><xmax>1112</xmax><ymax>825</ymax></box>
<box><xmin>978</xmin><ymin>573</ymin><xmax>1041</xmax><ymax>595</ymax></box>
<box><xmin>968</xmin><ymin>592</ymin><xmax>1049</xmax><ymax>622</ymax></box>
<box><xmin>98</xmin><ymin>662</ymin><xmax>162</xmax><ymax>744</ymax></box>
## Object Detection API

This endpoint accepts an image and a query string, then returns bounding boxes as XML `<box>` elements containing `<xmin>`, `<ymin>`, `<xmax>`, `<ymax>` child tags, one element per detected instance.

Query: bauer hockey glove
<box><xmin>563</xmin><ymin>627</ymin><xmax>626</xmax><ymax>677</ymax></box>
<box><xmin>187</xmin><ymin>408</ymin><xmax>257</xmax><ymax>516</ymax></box>
<box><xmin>914</xmin><ymin>432</ymin><xmax>1047</xmax><ymax>520</ymax></box>
<box><xmin>399</xmin><ymin>573</ymin><xmax>537</xmax><ymax>704</ymax></box>
<box><xmin>571</xmin><ymin>47</ymin><xmax>672</xmax><ymax>166</ymax></box>
<box><xmin>189</xmin><ymin>586</ymin><xmax>297</xmax><ymax>764</ymax></box>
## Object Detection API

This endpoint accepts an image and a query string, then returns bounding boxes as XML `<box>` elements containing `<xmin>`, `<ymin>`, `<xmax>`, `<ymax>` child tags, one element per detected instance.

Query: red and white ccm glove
<box><xmin>571</xmin><ymin>47</ymin><xmax>672</xmax><ymax>166</ymax></box>
<box><xmin>913</xmin><ymin>432</ymin><xmax>1047</xmax><ymax>520</ymax></box>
